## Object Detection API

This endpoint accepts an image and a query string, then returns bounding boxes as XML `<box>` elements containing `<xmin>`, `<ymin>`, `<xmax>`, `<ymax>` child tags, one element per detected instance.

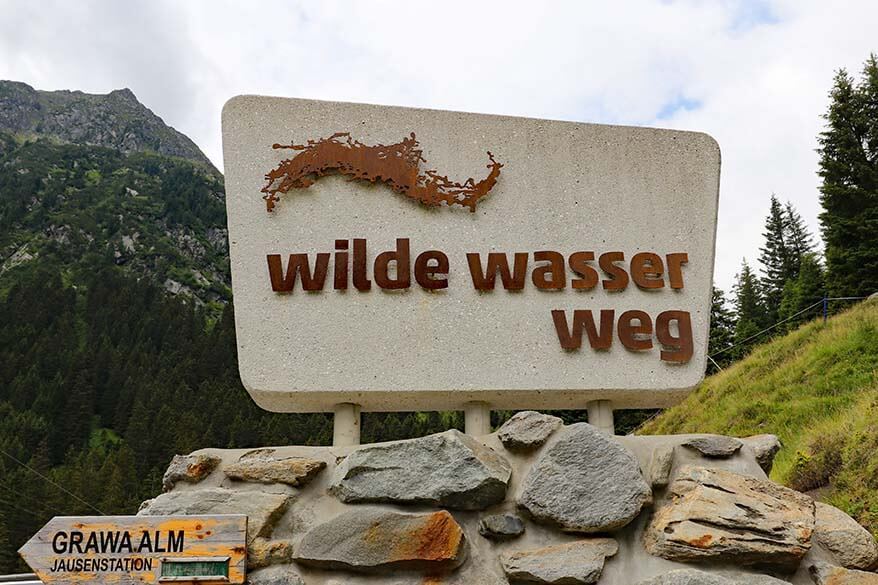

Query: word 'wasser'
<box><xmin>266</xmin><ymin>238</ymin><xmax>693</xmax><ymax>363</ymax></box>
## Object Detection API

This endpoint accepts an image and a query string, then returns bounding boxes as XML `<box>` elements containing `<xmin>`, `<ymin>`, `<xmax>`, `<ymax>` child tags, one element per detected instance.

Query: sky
<box><xmin>1</xmin><ymin>0</ymin><xmax>876</xmax><ymax>293</ymax></box>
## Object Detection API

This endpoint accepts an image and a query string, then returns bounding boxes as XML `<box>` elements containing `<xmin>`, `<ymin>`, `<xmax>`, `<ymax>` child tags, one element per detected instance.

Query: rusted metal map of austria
<box><xmin>261</xmin><ymin>132</ymin><xmax>502</xmax><ymax>212</ymax></box>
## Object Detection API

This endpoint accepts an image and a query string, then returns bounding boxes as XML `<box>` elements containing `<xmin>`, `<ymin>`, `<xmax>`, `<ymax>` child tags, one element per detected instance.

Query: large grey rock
<box><xmin>732</xmin><ymin>575</ymin><xmax>791</xmax><ymax>585</ymax></box>
<box><xmin>247</xmin><ymin>538</ymin><xmax>294</xmax><ymax>570</ymax></box>
<box><xmin>682</xmin><ymin>435</ymin><xmax>743</xmax><ymax>458</ymax></box>
<box><xmin>650</xmin><ymin>445</ymin><xmax>675</xmax><ymax>488</ymax></box>
<box><xmin>809</xmin><ymin>562</ymin><xmax>878</xmax><ymax>584</ymax></box>
<box><xmin>644</xmin><ymin>466</ymin><xmax>815</xmax><ymax>567</ymax></box>
<box><xmin>478</xmin><ymin>513</ymin><xmax>525</xmax><ymax>540</ymax></box>
<box><xmin>636</xmin><ymin>570</ymin><xmax>735</xmax><ymax>585</ymax></box>
<box><xmin>498</xmin><ymin>411</ymin><xmax>563</xmax><ymax>450</ymax></box>
<box><xmin>138</xmin><ymin>487</ymin><xmax>291</xmax><ymax>542</ymax></box>
<box><xmin>247</xmin><ymin>566</ymin><xmax>305</xmax><ymax>585</ymax></box>
<box><xmin>814</xmin><ymin>502</ymin><xmax>878</xmax><ymax>570</ymax></box>
<box><xmin>162</xmin><ymin>453</ymin><xmax>220</xmax><ymax>491</ymax></box>
<box><xmin>295</xmin><ymin>509</ymin><xmax>466</xmax><ymax>573</ymax></box>
<box><xmin>500</xmin><ymin>539</ymin><xmax>618</xmax><ymax>584</ymax></box>
<box><xmin>637</xmin><ymin>570</ymin><xmax>789</xmax><ymax>585</ymax></box>
<box><xmin>224</xmin><ymin>448</ymin><xmax>326</xmax><ymax>487</ymax></box>
<box><xmin>518</xmin><ymin>423</ymin><xmax>651</xmax><ymax>532</ymax></box>
<box><xmin>742</xmin><ymin>435</ymin><xmax>782</xmax><ymax>474</ymax></box>
<box><xmin>330</xmin><ymin>429</ymin><xmax>511</xmax><ymax>510</ymax></box>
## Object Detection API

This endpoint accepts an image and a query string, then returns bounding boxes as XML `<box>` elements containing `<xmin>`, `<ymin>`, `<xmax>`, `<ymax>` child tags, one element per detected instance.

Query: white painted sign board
<box><xmin>222</xmin><ymin>96</ymin><xmax>720</xmax><ymax>412</ymax></box>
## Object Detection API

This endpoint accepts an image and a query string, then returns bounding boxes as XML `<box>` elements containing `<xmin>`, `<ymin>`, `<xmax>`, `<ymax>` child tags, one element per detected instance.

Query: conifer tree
<box><xmin>779</xmin><ymin>253</ymin><xmax>826</xmax><ymax>327</ymax></box>
<box><xmin>783</xmin><ymin>202</ymin><xmax>815</xmax><ymax>277</ymax></box>
<box><xmin>818</xmin><ymin>54</ymin><xmax>878</xmax><ymax>297</ymax></box>
<box><xmin>732</xmin><ymin>260</ymin><xmax>766</xmax><ymax>359</ymax></box>
<box><xmin>758</xmin><ymin>195</ymin><xmax>792</xmax><ymax>322</ymax></box>
<box><xmin>0</xmin><ymin>508</ymin><xmax>14</xmax><ymax>573</ymax></box>
<box><xmin>707</xmin><ymin>286</ymin><xmax>735</xmax><ymax>373</ymax></box>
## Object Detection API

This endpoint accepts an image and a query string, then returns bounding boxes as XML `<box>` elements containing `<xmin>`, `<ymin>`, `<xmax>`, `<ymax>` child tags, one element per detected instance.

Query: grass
<box><xmin>640</xmin><ymin>298</ymin><xmax>878</xmax><ymax>535</ymax></box>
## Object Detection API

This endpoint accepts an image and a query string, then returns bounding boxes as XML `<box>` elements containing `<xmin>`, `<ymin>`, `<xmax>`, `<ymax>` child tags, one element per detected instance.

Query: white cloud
<box><xmin>0</xmin><ymin>0</ymin><xmax>875</xmax><ymax>291</ymax></box>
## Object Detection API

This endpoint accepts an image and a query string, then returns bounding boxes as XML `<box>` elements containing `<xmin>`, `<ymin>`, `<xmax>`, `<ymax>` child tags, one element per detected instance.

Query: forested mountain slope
<box><xmin>0</xmin><ymin>133</ymin><xmax>229</xmax><ymax>309</ymax></box>
<box><xmin>641</xmin><ymin>298</ymin><xmax>878</xmax><ymax>537</ymax></box>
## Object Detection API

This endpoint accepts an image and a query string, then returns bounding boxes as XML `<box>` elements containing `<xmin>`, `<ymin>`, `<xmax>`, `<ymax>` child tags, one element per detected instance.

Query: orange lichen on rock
<box><xmin>687</xmin><ymin>534</ymin><xmax>714</xmax><ymax>549</ymax></box>
<box><xmin>345</xmin><ymin>510</ymin><xmax>464</xmax><ymax>571</ymax></box>
<box><xmin>391</xmin><ymin>510</ymin><xmax>464</xmax><ymax>563</ymax></box>
<box><xmin>295</xmin><ymin>508</ymin><xmax>467</xmax><ymax>573</ymax></box>
<box><xmin>261</xmin><ymin>132</ymin><xmax>501</xmax><ymax>212</ymax></box>
<box><xmin>188</xmin><ymin>458</ymin><xmax>214</xmax><ymax>477</ymax></box>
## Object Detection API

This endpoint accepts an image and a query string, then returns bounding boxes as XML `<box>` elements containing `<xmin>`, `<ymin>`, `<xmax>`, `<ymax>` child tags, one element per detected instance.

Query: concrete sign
<box><xmin>222</xmin><ymin>96</ymin><xmax>720</xmax><ymax>413</ymax></box>
<box><xmin>18</xmin><ymin>515</ymin><xmax>247</xmax><ymax>584</ymax></box>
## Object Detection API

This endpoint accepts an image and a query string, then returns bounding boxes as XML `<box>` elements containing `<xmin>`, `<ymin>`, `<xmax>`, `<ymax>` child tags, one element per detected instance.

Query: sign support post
<box><xmin>587</xmin><ymin>400</ymin><xmax>615</xmax><ymax>435</ymax></box>
<box><xmin>464</xmin><ymin>401</ymin><xmax>492</xmax><ymax>436</ymax></box>
<box><xmin>333</xmin><ymin>402</ymin><xmax>361</xmax><ymax>446</ymax></box>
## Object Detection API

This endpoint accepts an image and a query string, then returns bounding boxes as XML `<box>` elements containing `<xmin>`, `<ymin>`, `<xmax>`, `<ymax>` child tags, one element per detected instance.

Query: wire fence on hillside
<box><xmin>628</xmin><ymin>294</ymin><xmax>872</xmax><ymax>435</ymax></box>
<box><xmin>709</xmin><ymin>295</ymin><xmax>870</xmax><ymax>366</ymax></box>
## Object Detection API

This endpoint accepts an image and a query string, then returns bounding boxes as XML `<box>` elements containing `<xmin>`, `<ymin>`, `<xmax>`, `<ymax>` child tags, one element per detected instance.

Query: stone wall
<box><xmin>139</xmin><ymin>413</ymin><xmax>878</xmax><ymax>584</ymax></box>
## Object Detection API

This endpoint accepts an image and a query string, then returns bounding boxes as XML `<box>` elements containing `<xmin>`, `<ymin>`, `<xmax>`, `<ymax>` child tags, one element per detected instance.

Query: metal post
<box><xmin>333</xmin><ymin>403</ymin><xmax>361</xmax><ymax>446</ymax></box>
<box><xmin>464</xmin><ymin>401</ymin><xmax>492</xmax><ymax>436</ymax></box>
<box><xmin>587</xmin><ymin>400</ymin><xmax>615</xmax><ymax>435</ymax></box>
<box><xmin>823</xmin><ymin>295</ymin><xmax>829</xmax><ymax>323</ymax></box>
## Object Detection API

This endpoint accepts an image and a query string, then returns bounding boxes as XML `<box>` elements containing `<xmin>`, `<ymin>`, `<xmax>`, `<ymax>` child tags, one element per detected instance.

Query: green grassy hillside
<box><xmin>640</xmin><ymin>298</ymin><xmax>878</xmax><ymax>536</ymax></box>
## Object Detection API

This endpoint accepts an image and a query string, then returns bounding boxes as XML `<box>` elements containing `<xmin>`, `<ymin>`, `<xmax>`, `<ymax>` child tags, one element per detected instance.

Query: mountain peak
<box><xmin>0</xmin><ymin>80</ymin><xmax>214</xmax><ymax>168</ymax></box>
<box><xmin>108</xmin><ymin>87</ymin><xmax>138</xmax><ymax>102</ymax></box>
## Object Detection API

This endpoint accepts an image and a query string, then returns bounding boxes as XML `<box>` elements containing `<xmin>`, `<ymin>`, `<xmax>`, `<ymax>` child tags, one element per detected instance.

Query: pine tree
<box><xmin>783</xmin><ymin>202</ymin><xmax>815</xmax><ymax>276</ymax></box>
<box><xmin>732</xmin><ymin>260</ymin><xmax>766</xmax><ymax>359</ymax></box>
<box><xmin>0</xmin><ymin>508</ymin><xmax>14</xmax><ymax>573</ymax></box>
<box><xmin>707</xmin><ymin>287</ymin><xmax>735</xmax><ymax>373</ymax></box>
<box><xmin>779</xmin><ymin>253</ymin><xmax>826</xmax><ymax>328</ymax></box>
<box><xmin>98</xmin><ymin>445</ymin><xmax>141</xmax><ymax>513</ymax></box>
<box><xmin>818</xmin><ymin>55</ymin><xmax>878</xmax><ymax>297</ymax></box>
<box><xmin>758</xmin><ymin>195</ymin><xmax>792</xmax><ymax>322</ymax></box>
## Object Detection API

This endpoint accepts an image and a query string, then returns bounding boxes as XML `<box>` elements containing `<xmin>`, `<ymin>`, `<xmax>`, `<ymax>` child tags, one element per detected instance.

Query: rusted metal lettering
<box><xmin>656</xmin><ymin>310</ymin><xmax>694</xmax><ymax>362</ymax></box>
<box><xmin>666</xmin><ymin>252</ymin><xmax>689</xmax><ymax>289</ymax></box>
<box><xmin>466</xmin><ymin>252</ymin><xmax>529</xmax><ymax>291</ymax></box>
<box><xmin>532</xmin><ymin>251</ymin><xmax>566</xmax><ymax>290</ymax></box>
<box><xmin>631</xmin><ymin>252</ymin><xmax>665</xmax><ymax>289</ymax></box>
<box><xmin>599</xmin><ymin>251</ymin><xmax>629</xmax><ymax>291</ymax></box>
<box><xmin>414</xmin><ymin>250</ymin><xmax>450</xmax><ymax>290</ymax></box>
<box><xmin>551</xmin><ymin>309</ymin><xmax>615</xmax><ymax>351</ymax></box>
<box><xmin>618</xmin><ymin>310</ymin><xmax>654</xmax><ymax>351</ymax></box>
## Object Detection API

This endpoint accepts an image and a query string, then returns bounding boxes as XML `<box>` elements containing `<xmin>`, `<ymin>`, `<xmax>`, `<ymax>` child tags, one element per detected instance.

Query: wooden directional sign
<box><xmin>18</xmin><ymin>515</ymin><xmax>247</xmax><ymax>584</ymax></box>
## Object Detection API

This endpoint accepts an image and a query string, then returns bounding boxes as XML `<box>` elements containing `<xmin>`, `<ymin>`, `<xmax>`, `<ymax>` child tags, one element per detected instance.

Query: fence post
<box><xmin>823</xmin><ymin>295</ymin><xmax>829</xmax><ymax>323</ymax></box>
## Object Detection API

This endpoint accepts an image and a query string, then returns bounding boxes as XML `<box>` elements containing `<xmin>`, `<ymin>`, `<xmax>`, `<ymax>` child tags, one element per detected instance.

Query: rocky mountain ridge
<box><xmin>0</xmin><ymin>80</ymin><xmax>214</xmax><ymax>169</ymax></box>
